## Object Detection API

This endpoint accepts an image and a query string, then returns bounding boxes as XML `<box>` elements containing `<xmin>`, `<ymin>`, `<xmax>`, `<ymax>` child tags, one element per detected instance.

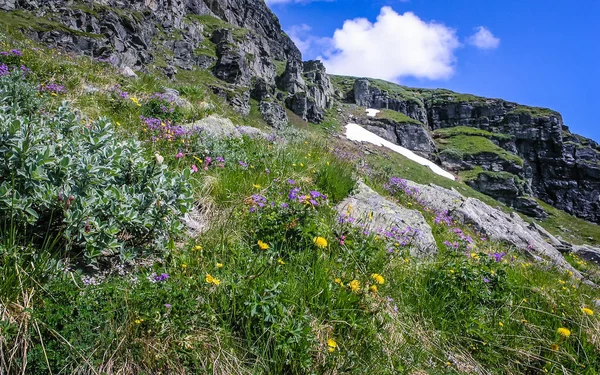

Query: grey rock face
<box><xmin>358</xmin><ymin>117</ymin><xmax>436</xmax><ymax>158</ymax></box>
<box><xmin>403</xmin><ymin>180</ymin><xmax>584</xmax><ymax>278</ymax></box>
<box><xmin>3</xmin><ymin>0</ymin><xmax>333</xmax><ymax>123</ymax></box>
<box><xmin>336</xmin><ymin>181</ymin><xmax>437</xmax><ymax>257</ymax></box>
<box><xmin>259</xmin><ymin>101</ymin><xmax>288</xmax><ymax>129</ymax></box>
<box><xmin>187</xmin><ymin>115</ymin><xmax>268</xmax><ymax>138</ymax></box>
<box><xmin>570</xmin><ymin>245</ymin><xmax>600</xmax><ymax>266</ymax></box>
<box><xmin>348</xmin><ymin>78</ymin><xmax>600</xmax><ymax>224</ymax></box>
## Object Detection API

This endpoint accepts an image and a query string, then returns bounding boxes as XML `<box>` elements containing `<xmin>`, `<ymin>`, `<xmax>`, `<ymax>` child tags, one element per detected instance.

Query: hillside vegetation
<box><xmin>0</xmin><ymin>30</ymin><xmax>599</xmax><ymax>375</ymax></box>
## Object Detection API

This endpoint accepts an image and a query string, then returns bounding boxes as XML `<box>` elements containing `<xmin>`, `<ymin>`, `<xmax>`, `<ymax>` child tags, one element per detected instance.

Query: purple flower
<box><xmin>175</xmin><ymin>152</ymin><xmax>184</xmax><ymax>159</ymax></box>
<box><xmin>0</xmin><ymin>64</ymin><xmax>8</xmax><ymax>77</ymax></box>
<box><xmin>483</xmin><ymin>277</ymin><xmax>490</xmax><ymax>283</ymax></box>
<box><xmin>191</xmin><ymin>165</ymin><xmax>198</xmax><ymax>173</ymax></box>
<box><xmin>288</xmin><ymin>187</ymin><xmax>300</xmax><ymax>200</ymax></box>
<box><xmin>153</xmin><ymin>273</ymin><xmax>170</xmax><ymax>282</ymax></box>
<box><xmin>287</xmin><ymin>179</ymin><xmax>296</xmax><ymax>185</ymax></box>
<box><xmin>491</xmin><ymin>252</ymin><xmax>506</xmax><ymax>262</ymax></box>
<box><xmin>164</xmin><ymin>304</ymin><xmax>172</xmax><ymax>308</ymax></box>
<box><xmin>280</xmin><ymin>203</ymin><xmax>289</xmax><ymax>208</ymax></box>
<box><xmin>9</xmin><ymin>49</ymin><xmax>22</xmax><ymax>57</ymax></box>
<box><xmin>239</xmin><ymin>161</ymin><xmax>248</xmax><ymax>168</ymax></box>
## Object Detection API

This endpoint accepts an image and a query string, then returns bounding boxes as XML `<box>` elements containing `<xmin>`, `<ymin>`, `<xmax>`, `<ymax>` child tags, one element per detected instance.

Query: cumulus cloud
<box><xmin>319</xmin><ymin>7</ymin><xmax>460</xmax><ymax>82</ymax></box>
<box><xmin>266</xmin><ymin>0</ymin><xmax>328</xmax><ymax>5</ymax></box>
<box><xmin>287</xmin><ymin>24</ymin><xmax>313</xmax><ymax>54</ymax></box>
<box><xmin>467</xmin><ymin>26</ymin><xmax>500</xmax><ymax>49</ymax></box>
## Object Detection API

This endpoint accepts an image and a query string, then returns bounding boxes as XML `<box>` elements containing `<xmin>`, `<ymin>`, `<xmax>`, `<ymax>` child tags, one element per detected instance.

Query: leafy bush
<box><xmin>0</xmin><ymin>73</ymin><xmax>193</xmax><ymax>263</ymax></box>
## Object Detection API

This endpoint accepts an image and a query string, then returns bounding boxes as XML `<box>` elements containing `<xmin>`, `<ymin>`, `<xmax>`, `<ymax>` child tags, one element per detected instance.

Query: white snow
<box><xmin>365</xmin><ymin>108</ymin><xmax>380</xmax><ymax>117</ymax></box>
<box><xmin>345</xmin><ymin>123</ymin><xmax>456</xmax><ymax>180</ymax></box>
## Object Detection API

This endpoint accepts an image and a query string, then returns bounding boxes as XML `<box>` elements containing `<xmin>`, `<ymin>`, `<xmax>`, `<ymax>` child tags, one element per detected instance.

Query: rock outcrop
<box><xmin>336</xmin><ymin>181</ymin><xmax>437</xmax><ymax>257</ymax></box>
<box><xmin>341</xmin><ymin>77</ymin><xmax>600</xmax><ymax>224</ymax></box>
<box><xmin>402</xmin><ymin>180</ymin><xmax>586</xmax><ymax>279</ymax></box>
<box><xmin>0</xmin><ymin>0</ymin><xmax>334</xmax><ymax>123</ymax></box>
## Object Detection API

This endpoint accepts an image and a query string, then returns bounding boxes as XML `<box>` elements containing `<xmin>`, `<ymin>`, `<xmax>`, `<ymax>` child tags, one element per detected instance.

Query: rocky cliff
<box><xmin>0</xmin><ymin>0</ymin><xmax>334</xmax><ymax>123</ymax></box>
<box><xmin>337</xmin><ymin>77</ymin><xmax>600</xmax><ymax>224</ymax></box>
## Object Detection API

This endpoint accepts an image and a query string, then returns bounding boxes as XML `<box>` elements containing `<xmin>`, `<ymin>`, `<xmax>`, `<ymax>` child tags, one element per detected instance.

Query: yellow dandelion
<box><xmin>326</xmin><ymin>161</ymin><xmax>330</xmax><ymax>166</ymax></box>
<box><xmin>313</xmin><ymin>237</ymin><xmax>328</xmax><ymax>248</ymax></box>
<box><xmin>216</xmin><ymin>263</ymin><xmax>223</xmax><ymax>268</ymax></box>
<box><xmin>371</xmin><ymin>273</ymin><xmax>385</xmax><ymax>285</ymax></box>
<box><xmin>499</xmin><ymin>321</ymin><xmax>504</xmax><ymax>327</ymax></box>
<box><xmin>257</xmin><ymin>240</ymin><xmax>270</xmax><ymax>250</ymax></box>
<box><xmin>300</xmin><ymin>163</ymin><xmax>304</xmax><ymax>167</ymax></box>
<box><xmin>253</xmin><ymin>184</ymin><xmax>261</xmax><ymax>189</ymax></box>
<box><xmin>277</xmin><ymin>258</ymin><xmax>285</xmax><ymax>265</ymax></box>
<box><xmin>581</xmin><ymin>307</ymin><xmax>594</xmax><ymax>316</ymax></box>
<box><xmin>134</xmin><ymin>319</ymin><xmax>142</xmax><ymax>324</ymax></box>
<box><xmin>182</xmin><ymin>264</ymin><xmax>187</xmax><ymax>269</ymax></box>
<box><xmin>551</xmin><ymin>344</ymin><xmax>559</xmax><ymax>351</ymax></box>
<box><xmin>369</xmin><ymin>285</ymin><xmax>378</xmax><ymax>293</ymax></box>
<box><xmin>334</xmin><ymin>278</ymin><xmax>342</xmax><ymax>284</ymax></box>
<box><xmin>205</xmin><ymin>274</ymin><xmax>221</xmax><ymax>286</ymax></box>
<box><xmin>349</xmin><ymin>279</ymin><xmax>360</xmax><ymax>293</ymax></box>
<box><xmin>327</xmin><ymin>338</ymin><xmax>337</xmax><ymax>352</ymax></box>
<box><xmin>557</xmin><ymin>327</ymin><xmax>571</xmax><ymax>338</ymax></box>
<box><xmin>116</xmin><ymin>122</ymin><xmax>121</xmax><ymax>126</ymax></box>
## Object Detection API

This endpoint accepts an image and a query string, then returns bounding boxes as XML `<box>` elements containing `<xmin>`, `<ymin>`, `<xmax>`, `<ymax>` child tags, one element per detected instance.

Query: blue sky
<box><xmin>268</xmin><ymin>0</ymin><xmax>600</xmax><ymax>141</ymax></box>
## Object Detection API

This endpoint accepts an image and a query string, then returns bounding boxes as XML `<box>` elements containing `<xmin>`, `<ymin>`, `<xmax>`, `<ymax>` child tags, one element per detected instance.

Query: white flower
<box><xmin>154</xmin><ymin>153</ymin><xmax>164</xmax><ymax>165</ymax></box>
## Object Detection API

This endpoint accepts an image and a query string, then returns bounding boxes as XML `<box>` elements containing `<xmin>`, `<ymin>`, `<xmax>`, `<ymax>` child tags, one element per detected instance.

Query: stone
<box><xmin>336</xmin><ymin>181</ymin><xmax>437</xmax><ymax>257</ymax></box>
<box><xmin>120</xmin><ymin>66</ymin><xmax>137</xmax><ymax>78</ymax></box>
<box><xmin>402</xmin><ymin>180</ymin><xmax>585</xmax><ymax>279</ymax></box>
<box><xmin>571</xmin><ymin>245</ymin><xmax>600</xmax><ymax>265</ymax></box>
<box><xmin>187</xmin><ymin>115</ymin><xmax>269</xmax><ymax>139</ymax></box>
<box><xmin>259</xmin><ymin>101</ymin><xmax>288</xmax><ymax>129</ymax></box>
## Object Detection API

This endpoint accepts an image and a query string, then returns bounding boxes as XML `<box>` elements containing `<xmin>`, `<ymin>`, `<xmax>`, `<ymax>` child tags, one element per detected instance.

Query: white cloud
<box><xmin>319</xmin><ymin>7</ymin><xmax>460</xmax><ymax>82</ymax></box>
<box><xmin>467</xmin><ymin>26</ymin><xmax>500</xmax><ymax>49</ymax></box>
<box><xmin>266</xmin><ymin>0</ymin><xmax>328</xmax><ymax>5</ymax></box>
<box><xmin>287</xmin><ymin>24</ymin><xmax>313</xmax><ymax>54</ymax></box>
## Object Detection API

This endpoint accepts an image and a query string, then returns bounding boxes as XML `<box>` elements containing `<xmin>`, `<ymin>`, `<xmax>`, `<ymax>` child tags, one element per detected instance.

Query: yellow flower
<box><xmin>194</xmin><ymin>245</ymin><xmax>202</xmax><ymax>251</ymax></box>
<box><xmin>581</xmin><ymin>307</ymin><xmax>594</xmax><ymax>316</ymax></box>
<box><xmin>326</xmin><ymin>161</ymin><xmax>330</xmax><ymax>166</ymax></box>
<box><xmin>313</xmin><ymin>237</ymin><xmax>328</xmax><ymax>248</ymax></box>
<box><xmin>216</xmin><ymin>263</ymin><xmax>223</xmax><ymax>268</ymax></box>
<box><xmin>134</xmin><ymin>319</ymin><xmax>143</xmax><ymax>324</ymax></box>
<box><xmin>371</xmin><ymin>273</ymin><xmax>385</xmax><ymax>285</ymax></box>
<box><xmin>253</xmin><ymin>184</ymin><xmax>261</xmax><ymax>189</ymax></box>
<box><xmin>499</xmin><ymin>322</ymin><xmax>504</xmax><ymax>327</ymax></box>
<box><xmin>277</xmin><ymin>258</ymin><xmax>285</xmax><ymax>265</ymax></box>
<box><xmin>130</xmin><ymin>97</ymin><xmax>141</xmax><ymax>107</ymax></box>
<box><xmin>182</xmin><ymin>264</ymin><xmax>187</xmax><ymax>269</ymax></box>
<box><xmin>369</xmin><ymin>285</ymin><xmax>378</xmax><ymax>293</ymax></box>
<box><xmin>557</xmin><ymin>327</ymin><xmax>571</xmax><ymax>338</ymax></box>
<box><xmin>551</xmin><ymin>344</ymin><xmax>559</xmax><ymax>351</ymax></box>
<box><xmin>257</xmin><ymin>240</ymin><xmax>270</xmax><ymax>250</ymax></box>
<box><xmin>205</xmin><ymin>274</ymin><xmax>221</xmax><ymax>286</ymax></box>
<box><xmin>300</xmin><ymin>163</ymin><xmax>304</xmax><ymax>167</ymax></box>
<box><xmin>349</xmin><ymin>279</ymin><xmax>360</xmax><ymax>293</ymax></box>
<box><xmin>116</xmin><ymin>122</ymin><xmax>121</xmax><ymax>127</ymax></box>
<box><xmin>334</xmin><ymin>278</ymin><xmax>342</xmax><ymax>284</ymax></box>
<box><xmin>327</xmin><ymin>338</ymin><xmax>337</xmax><ymax>352</ymax></box>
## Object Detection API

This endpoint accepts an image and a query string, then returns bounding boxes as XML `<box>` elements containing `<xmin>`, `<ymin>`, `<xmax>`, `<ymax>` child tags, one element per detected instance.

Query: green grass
<box><xmin>434</xmin><ymin>126</ymin><xmax>513</xmax><ymax>141</ymax></box>
<box><xmin>375</xmin><ymin>108</ymin><xmax>423</xmax><ymax>125</ymax></box>
<box><xmin>1</xmin><ymin>27</ymin><xmax>600</xmax><ymax>375</ymax></box>
<box><xmin>437</xmin><ymin>135</ymin><xmax>524</xmax><ymax>166</ymax></box>
<box><xmin>0</xmin><ymin>10</ymin><xmax>104</xmax><ymax>38</ymax></box>
<box><xmin>186</xmin><ymin>14</ymin><xmax>251</xmax><ymax>41</ymax></box>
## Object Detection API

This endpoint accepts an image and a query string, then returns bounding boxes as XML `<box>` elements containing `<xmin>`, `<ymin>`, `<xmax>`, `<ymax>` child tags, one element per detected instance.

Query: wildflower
<box><xmin>257</xmin><ymin>240</ymin><xmax>270</xmax><ymax>250</ymax></box>
<box><xmin>130</xmin><ymin>97</ymin><xmax>142</xmax><ymax>106</ymax></box>
<box><xmin>134</xmin><ymin>319</ymin><xmax>143</xmax><ymax>324</ymax></box>
<box><xmin>205</xmin><ymin>274</ymin><xmax>221</xmax><ymax>285</ymax></box>
<box><xmin>287</xmin><ymin>179</ymin><xmax>296</xmax><ymax>185</ymax></box>
<box><xmin>194</xmin><ymin>245</ymin><xmax>202</xmax><ymax>251</ymax></box>
<box><xmin>164</xmin><ymin>304</ymin><xmax>172</xmax><ymax>308</ymax></box>
<box><xmin>551</xmin><ymin>344</ymin><xmax>559</xmax><ymax>351</ymax></box>
<box><xmin>182</xmin><ymin>264</ymin><xmax>187</xmax><ymax>269</ymax></box>
<box><xmin>191</xmin><ymin>164</ymin><xmax>198</xmax><ymax>173</ymax></box>
<box><xmin>581</xmin><ymin>307</ymin><xmax>594</xmax><ymax>316</ymax></box>
<box><xmin>498</xmin><ymin>322</ymin><xmax>504</xmax><ymax>327</ymax></box>
<box><xmin>313</xmin><ymin>237</ymin><xmax>328</xmax><ymax>248</ymax></box>
<box><xmin>277</xmin><ymin>258</ymin><xmax>285</xmax><ymax>265</ymax></box>
<box><xmin>154</xmin><ymin>153</ymin><xmax>164</xmax><ymax>165</ymax></box>
<box><xmin>334</xmin><ymin>278</ymin><xmax>342</xmax><ymax>284</ymax></box>
<box><xmin>216</xmin><ymin>263</ymin><xmax>224</xmax><ymax>268</ymax></box>
<box><xmin>116</xmin><ymin>122</ymin><xmax>121</xmax><ymax>127</ymax></box>
<box><xmin>176</xmin><ymin>152</ymin><xmax>184</xmax><ymax>159</ymax></box>
<box><xmin>349</xmin><ymin>279</ymin><xmax>360</xmax><ymax>293</ymax></box>
<box><xmin>253</xmin><ymin>184</ymin><xmax>261</xmax><ymax>189</ymax></box>
<box><xmin>369</xmin><ymin>285</ymin><xmax>378</xmax><ymax>293</ymax></box>
<box><xmin>327</xmin><ymin>339</ymin><xmax>337</xmax><ymax>352</ymax></box>
<box><xmin>483</xmin><ymin>277</ymin><xmax>490</xmax><ymax>283</ymax></box>
<box><xmin>371</xmin><ymin>273</ymin><xmax>385</xmax><ymax>285</ymax></box>
<box><xmin>557</xmin><ymin>327</ymin><xmax>571</xmax><ymax>338</ymax></box>
<box><xmin>153</xmin><ymin>273</ymin><xmax>170</xmax><ymax>282</ymax></box>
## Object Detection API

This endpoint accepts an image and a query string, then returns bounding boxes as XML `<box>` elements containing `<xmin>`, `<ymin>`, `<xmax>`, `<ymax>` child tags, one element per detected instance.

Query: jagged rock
<box><xmin>402</xmin><ymin>180</ymin><xmax>584</xmax><ymax>278</ymax></box>
<box><xmin>251</xmin><ymin>78</ymin><xmax>274</xmax><ymax>102</ymax></box>
<box><xmin>120</xmin><ymin>66</ymin><xmax>137</xmax><ymax>78</ymax></box>
<box><xmin>336</xmin><ymin>181</ymin><xmax>437</xmax><ymax>257</ymax></box>
<box><xmin>4</xmin><ymin>0</ymin><xmax>334</xmax><ymax>124</ymax></box>
<box><xmin>353</xmin><ymin>78</ymin><xmax>428</xmax><ymax>124</ymax></box>
<box><xmin>571</xmin><ymin>245</ymin><xmax>600</xmax><ymax>265</ymax></box>
<box><xmin>259</xmin><ymin>101</ymin><xmax>288</xmax><ymax>129</ymax></box>
<box><xmin>358</xmin><ymin>117</ymin><xmax>436</xmax><ymax>158</ymax></box>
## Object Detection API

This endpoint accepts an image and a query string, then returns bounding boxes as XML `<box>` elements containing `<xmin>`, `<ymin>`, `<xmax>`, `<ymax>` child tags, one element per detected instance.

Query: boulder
<box><xmin>336</xmin><ymin>181</ymin><xmax>437</xmax><ymax>257</ymax></box>
<box><xmin>259</xmin><ymin>101</ymin><xmax>288</xmax><ymax>129</ymax></box>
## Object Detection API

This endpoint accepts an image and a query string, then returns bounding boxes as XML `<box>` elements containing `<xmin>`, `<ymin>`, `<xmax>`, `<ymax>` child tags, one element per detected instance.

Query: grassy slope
<box><xmin>1</xmin><ymin>28</ymin><xmax>600</xmax><ymax>375</ymax></box>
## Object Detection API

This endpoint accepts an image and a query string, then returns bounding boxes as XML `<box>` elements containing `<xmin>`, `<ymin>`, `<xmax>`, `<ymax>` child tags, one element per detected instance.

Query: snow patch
<box><xmin>345</xmin><ymin>123</ymin><xmax>456</xmax><ymax>180</ymax></box>
<box><xmin>365</xmin><ymin>108</ymin><xmax>380</xmax><ymax>117</ymax></box>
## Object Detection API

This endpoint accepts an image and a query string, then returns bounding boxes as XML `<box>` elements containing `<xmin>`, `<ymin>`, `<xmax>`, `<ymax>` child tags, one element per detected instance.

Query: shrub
<box><xmin>0</xmin><ymin>74</ymin><xmax>193</xmax><ymax>264</ymax></box>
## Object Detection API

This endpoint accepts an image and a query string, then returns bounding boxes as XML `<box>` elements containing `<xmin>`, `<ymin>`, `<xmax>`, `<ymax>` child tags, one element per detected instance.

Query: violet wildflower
<box><xmin>164</xmin><ymin>304</ymin><xmax>172</xmax><ymax>308</ymax></box>
<box><xmin>0</xmin><ymin>64</ymin><xmax>8</xmax><ymax>77</ymax></box>
<box><xmin>288</xmin><ymin>187</ymin><xmax>300</xmax><ymax>200</ymax></box>
<box><xmin>153</xmin><ymin>273</ymin><xmax>170</xmax><ymax>282</ymax></box>
<box><xmin>483</xmin><ymin>277</ymin><xmax>490</xmax><ymax>283</ymax></box>
<box><xmin>175</xmin><ymin>152</ymin><xmax>184</xmax><ymax>159</ymax></box>
<box><xmin>287</xmin><ymin>179</ymin><xmax>296</xmax><ymax>185</ymax></box>
<box><xmin>491</xmin><ymin>252</ymin><xmax>506</xmax><ymax>262</ymax></box>
<box><xmin>191</xmin><ymin>164</ymin><xmax>198</xmax><ymax>173</ymax></box>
